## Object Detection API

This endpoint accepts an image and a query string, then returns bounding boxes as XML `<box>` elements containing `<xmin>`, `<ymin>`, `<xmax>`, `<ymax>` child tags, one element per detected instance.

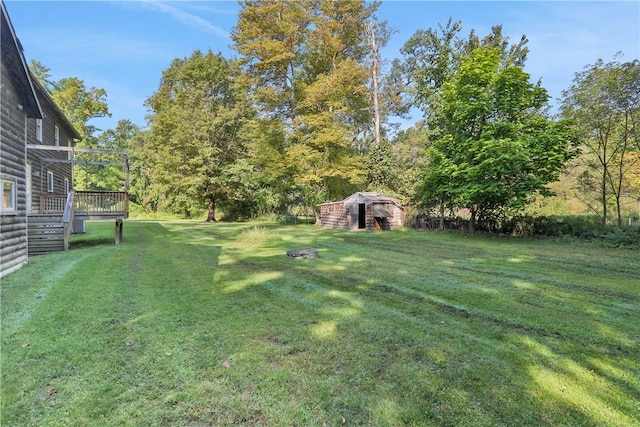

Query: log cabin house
<box><xmin>1</xmin><ymin>1</ymin><xmax>128</xmax><ymax>278</ymax></box>
<box><xmin>317</xmin><ymin>192</ymin><xmax>404</xmax><ymax>231</ymax></box>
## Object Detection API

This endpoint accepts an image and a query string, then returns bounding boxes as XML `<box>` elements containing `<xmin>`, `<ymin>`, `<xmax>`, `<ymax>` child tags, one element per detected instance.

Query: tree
<box><xmin>79</xmin><ymin>120</ymin><xmax>139</xmax><ymax>192</ymax></box>
<box><xmin>561</xmin><ymin>57</ymin><xmax>640</xmax><ymax>227</ymax></box>
<box><xmin>233</xmin><ymin>0</ymin><xmax>379</xmax><ymax>206</ymax></box>
<box><xmin>28</xmin><ymin>60</ymin><xmax>56</xmax><ymax>92</ymax></box>
<box><xmin>399</xmin><ymin>20</ymin><xmax>529</xmax><ymax>130</ymax></box>
<box><xmin>29</xmin><ymin>61</ymin><xmax>113</xmax><ymax>191</ymax></box>
<box><xmin>422</xmin><ymin>47</ymin><xmax>577</xmax><ymax>232</ymax></box>
<box><xmin>144</xmin><ymin>50</ymin><xmax>254</xmax><ymax>221</ymax></box>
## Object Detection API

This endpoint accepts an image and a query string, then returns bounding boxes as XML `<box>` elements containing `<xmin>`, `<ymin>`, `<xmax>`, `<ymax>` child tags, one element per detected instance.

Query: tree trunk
<box><xmin>601</xmin><ymin>169</ymin><xmax>607</xmax><ymax>229</ymax></box>
<box><xmin>439</xmin><ymin>198</ymin><xmax>445</xmax><ymax>231</ymax></box>
<box><xmin>469</xmin><ymin>205</ymin><xmax>477</xmax><ymax>234</ymax></box>
<box><xmin>368</xmin><ymin>22</ymin><xmax>381</xmax><ymax>146</ymax></box>
<box><xmin>207</xmin><ymin>195</ymin><xmax>216</xmax><ymax>222</ymax></box>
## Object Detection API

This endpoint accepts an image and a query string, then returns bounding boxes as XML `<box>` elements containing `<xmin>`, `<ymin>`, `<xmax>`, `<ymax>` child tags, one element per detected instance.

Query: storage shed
<box><xmin>317</xmin><ymin>192</ymin><xmax>404</xmax><ymax>231</ymax></box>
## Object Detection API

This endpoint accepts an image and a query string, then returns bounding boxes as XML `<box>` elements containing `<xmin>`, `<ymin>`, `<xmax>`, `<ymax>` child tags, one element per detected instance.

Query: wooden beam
<box><xmin>40</xmin><ymin>158</ymin><xmax>127</xmax><ymax>167</ymax></box>
<box><xmin>26</xmin><ymin>144</ymin><xmax>128</xmax><ymax>156</ymax></box>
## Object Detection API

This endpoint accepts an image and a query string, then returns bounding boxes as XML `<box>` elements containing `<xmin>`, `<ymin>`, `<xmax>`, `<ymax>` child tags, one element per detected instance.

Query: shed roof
<box><xmin>318</xmin><ymin>192</ymin><xmax>403</xmax><ymax>209</ymax></box>
<box><xmin>342</xmin><ymin>192</ymin><xmax>402</xmax><ymax>208</ymax></box>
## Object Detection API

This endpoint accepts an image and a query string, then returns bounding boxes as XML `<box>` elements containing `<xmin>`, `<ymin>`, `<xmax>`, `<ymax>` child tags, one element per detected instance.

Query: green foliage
<box><xmin>502</xmin><ymin>215</ymin><xmax>640</xmax><ymax>248</ymax></box>
<box><xmin>144</xmin><ymin>50</ymin><xmax>254</xmax><ymax>220</ymax></box>
<box><xmin>74</xmin><ymin>120</ymin><xmax>138</xmax><ymax>192</ymax></box>
<box><xmin>561</xmin><ymin>56</ymin><xmax>640</xmax><ymax>227</ymax></box>
<box><xmin>421</xmin><ymin>47</ymin><xmax>578</xmax><ymax>231</ymax></box>
<box><xmin>233</xmin><ymin>0</ymin><xmax>379</xmax><ymax>207</ymax></box>
<box><xmin>50</xmin><ymin>77</ymin><xmax>110</xmax><ymax>140</ymax></box>
<box><xmin>399</xmin><ymin>20</ymin><xmax>529</xmax><ymax>122</ymax></box>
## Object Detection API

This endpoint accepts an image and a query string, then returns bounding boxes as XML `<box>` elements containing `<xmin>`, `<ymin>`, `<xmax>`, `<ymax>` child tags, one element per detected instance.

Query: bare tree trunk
<box><xmin>207</xmin><ymin>195</ymin><xmax>216</xmax><ymax>222</ymax></box>
<box><xmin>439</xmin><ymin>198</ymin><xmax>445</xmax><ymax>230</ymax></box>
<box><xmin>367</xmin><ymin>21</ymin><xmax>381</xmax><ymax>146</ymax></box>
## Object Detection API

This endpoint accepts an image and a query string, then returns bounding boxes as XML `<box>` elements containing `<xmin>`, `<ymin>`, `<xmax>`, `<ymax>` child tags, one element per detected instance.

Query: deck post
<box><xmin>115</xmin><ymin>219</ymin><xmax>123</xmax><ymax>245</ymax></box>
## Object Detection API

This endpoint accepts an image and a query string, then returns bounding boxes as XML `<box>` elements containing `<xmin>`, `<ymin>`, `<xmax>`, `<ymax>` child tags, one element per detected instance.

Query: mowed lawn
<box><xmin>1</xmin><ymin>220</ymin><xmax>638</xmax><ymax>426</ymax></box>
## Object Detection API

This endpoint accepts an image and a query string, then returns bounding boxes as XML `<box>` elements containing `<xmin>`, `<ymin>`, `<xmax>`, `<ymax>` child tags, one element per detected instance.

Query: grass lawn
<box><xmin>1</xmin><ymin>219</ymin><xmax>639</xmax><ymax>426</ymax></box>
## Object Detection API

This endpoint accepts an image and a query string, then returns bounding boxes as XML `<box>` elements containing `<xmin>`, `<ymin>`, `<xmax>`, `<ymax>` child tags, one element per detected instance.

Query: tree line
<box><xmin>30</xmin><ymin>0</ymin><xmax>640</xmax><ymax>230</ymax></box>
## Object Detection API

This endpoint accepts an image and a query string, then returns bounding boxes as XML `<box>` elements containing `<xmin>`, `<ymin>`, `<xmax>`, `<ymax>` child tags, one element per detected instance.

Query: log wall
<box><xmin>1</xmin><ymin>52</ymin><xmax>29</xmax><ymax>277</ymax></box>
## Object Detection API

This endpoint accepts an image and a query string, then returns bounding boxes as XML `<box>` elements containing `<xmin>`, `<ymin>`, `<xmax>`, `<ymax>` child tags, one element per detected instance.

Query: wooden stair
<box><xmin>28</xmin><ymin>214</ymin><xmax>65</xmax><ymax>255</ymax></box>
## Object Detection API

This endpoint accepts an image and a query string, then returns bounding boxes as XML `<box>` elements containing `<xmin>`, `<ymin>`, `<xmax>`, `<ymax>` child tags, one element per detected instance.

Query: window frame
<box><xmin>1</xmin><ymin>179</ymin><xmax>17</xmax><ymax>213</ymax></box>
<box><xmin>54</xmin><ymin>125</ymin><xmax>60</xmax><ymax>146</ymax></box>
<box><xmin>36</xmin><ymin>118</ymin><xmax>43</xmax><ymax>142</ymax></box>
<box><xmin>47</xmin><ymin>171</ymin><xmax>54</xmax><ymax>193</ymax></box>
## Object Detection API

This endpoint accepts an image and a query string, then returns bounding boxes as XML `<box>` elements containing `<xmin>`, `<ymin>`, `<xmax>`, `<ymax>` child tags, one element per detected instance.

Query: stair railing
<box><xmin>61</xmin><ymin>191</ymin><xmax>75</xmax><ymax>251</ymax></box>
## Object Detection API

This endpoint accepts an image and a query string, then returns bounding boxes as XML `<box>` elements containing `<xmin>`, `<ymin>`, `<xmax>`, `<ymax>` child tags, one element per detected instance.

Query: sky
<box><xmin>4</xmin><ymin>0</ymin><xmax>640</xmax><ymax>133</ymax></box>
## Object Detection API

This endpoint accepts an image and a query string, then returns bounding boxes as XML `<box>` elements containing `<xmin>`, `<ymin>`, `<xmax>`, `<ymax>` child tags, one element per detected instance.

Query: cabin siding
<box><xmin>27</xmin><ymin>81</ymin><xmax>76</xmax><ymax>212</ymax></box>
<box><xmin>1</xmin><ymin>54</ymin><xmax>29</xmax><ymax>277</ymax></box>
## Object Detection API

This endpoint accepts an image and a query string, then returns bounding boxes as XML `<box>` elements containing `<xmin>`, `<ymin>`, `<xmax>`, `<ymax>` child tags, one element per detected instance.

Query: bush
<box><xmin>597</xmin><ymin>226</ymin><xmax>640</xmax><ymax>249</ymax></box>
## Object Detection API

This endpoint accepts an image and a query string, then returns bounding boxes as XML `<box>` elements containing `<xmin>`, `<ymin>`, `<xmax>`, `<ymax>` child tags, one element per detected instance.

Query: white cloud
<box><xmin>139</xmin><ymin>1</ymin><xmax>230</xmax><ymax>39</ymax></box>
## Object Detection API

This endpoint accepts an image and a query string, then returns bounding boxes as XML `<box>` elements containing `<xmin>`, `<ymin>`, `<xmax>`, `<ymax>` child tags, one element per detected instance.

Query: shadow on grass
<box><xmin>5</xmin><ymin>219</ymin><xmax>637</xmax><ymax>426</ymax></box>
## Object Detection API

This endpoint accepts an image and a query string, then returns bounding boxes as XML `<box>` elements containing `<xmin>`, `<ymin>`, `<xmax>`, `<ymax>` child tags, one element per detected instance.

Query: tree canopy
<box><xmin>144</xmin><ymin>50</ymin><xmax>254</xmax><ymax>221</ymax></box>
<box><xmin>561</xmin><ymin>57</ymin><xmax>640</xmax><ymax>227</ymax></box>
<box><xmin>421</xmin><ymin>47</ymin><xmax>578</xmax><ymax>232</ymax></box>
<box><xmin>29</xmin><ymin>10</ymin><xmax>637</xmax><ymax>228</ymax></box>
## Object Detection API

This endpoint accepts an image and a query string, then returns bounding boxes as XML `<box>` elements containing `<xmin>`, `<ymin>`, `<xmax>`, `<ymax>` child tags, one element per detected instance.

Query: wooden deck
<box><xmin>40</xmin><ymin>191</ymin><xmax>129</xmax><ymax>219</ymax></box>
<box><xmin>28</xmin><ymin>191</ymin><xmax>128</xmax><ymax>256</ymax></box>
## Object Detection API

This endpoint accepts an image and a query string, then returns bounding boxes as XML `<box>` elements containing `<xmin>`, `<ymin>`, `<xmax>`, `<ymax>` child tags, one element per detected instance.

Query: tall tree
<box><xmin>399</xmin><ymin>20</ymin><xmax>529</xmax><ymax>130</ymax></box>
<box><xmin>561</xmin><ymin>57</ymin><xmax>640</xmax><ymax>227</ymax></box>
<box><xmin>422</xmin><ymin>47</ymin><xmax>577</xmax><ymax>232</ymax></box>
<box><xmin>145</xmin><ymin>50</ymin><xmax>254</xmax><ymax>221</ymax></box>
<box><xmin>233</xmin><ymin>0</ymin><xmax>379</xmax><ymax>206</ymax></box>
<box><xmin>232</xmin><ymin>0</ymin><xmax>309</xmax><ymax>127</ymax></box>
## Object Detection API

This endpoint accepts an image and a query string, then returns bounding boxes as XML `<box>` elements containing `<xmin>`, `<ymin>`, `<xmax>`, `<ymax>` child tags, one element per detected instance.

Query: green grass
<box><xmin>1</xmin><ymin>220</ymin><xmax>639</xmax><ymax>426</ymax></box>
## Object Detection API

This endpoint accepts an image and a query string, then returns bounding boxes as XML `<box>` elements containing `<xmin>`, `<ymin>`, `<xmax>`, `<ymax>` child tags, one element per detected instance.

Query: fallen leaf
<box><xmin>223</xmin><ymin>361</ymin><xmax>230</xmax><ymax>369</ymax></box>
<box><xmin>165</xmin><ymin>352</ymin><xmax>172</xmax><ymax>356</ymax></box>
<box><xmin>49</xmin><ymin>388</ymin><xmax>57</xmax><ymax>395</ymax></box>
<box><xmin>342</xmin><ymin>417</ymin><xmax>346</xmax><ymax>424</ymax></box>
<box><xmin>21</xmin><ymin>343</ymin><xmax>30</xmax><ymax>348</ymax></box>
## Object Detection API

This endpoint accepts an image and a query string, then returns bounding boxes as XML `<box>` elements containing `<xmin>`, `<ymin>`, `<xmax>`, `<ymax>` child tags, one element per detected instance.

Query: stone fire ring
<box><xmin>286</xmin><ymin>248</ymin><xmax>319</xmax><ymax>259</ymax></box>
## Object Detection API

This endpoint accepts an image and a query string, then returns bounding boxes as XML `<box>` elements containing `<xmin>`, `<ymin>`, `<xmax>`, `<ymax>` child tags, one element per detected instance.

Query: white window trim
<box><xmin>47</xmin><ymin>171</ymin><xmax>54</xmax><ymax>193</ymax></box>
<box><xmin>36</xmin><ymin>118</ymin><xmax>43</xmax><ymax>142</ymax></box>
<box><xmin>64</xmin><ymin>178</ymin><xmax>69</xmax><ymax>194</ymax></box>
<box><xmin>1</xmin><ymin>178</ymin><xmax>17</xmax><ymax>213</ymax></box>
<box><xmin>26</xmin><ymin>163</ymin><xmax>32</xmax><ymax>213</ymax></box>
<box><xmin>55</xmin><ymin>125</ymin><xmax>60</xmax><ymax>146</ymax></box>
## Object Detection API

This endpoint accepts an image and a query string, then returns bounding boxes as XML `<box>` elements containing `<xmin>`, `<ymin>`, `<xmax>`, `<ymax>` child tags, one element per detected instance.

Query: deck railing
<box><xmin>39</xmin><ymin>191</ymin><xmax>128</xmax><ymax>218</ymax></box>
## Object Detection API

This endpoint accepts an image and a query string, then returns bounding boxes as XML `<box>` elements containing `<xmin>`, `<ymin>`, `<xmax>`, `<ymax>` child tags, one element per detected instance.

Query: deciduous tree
<box><xmin>145</xmin><ymin>50</ymin><xmax>254</xmax><ymax>221</ymax></box>
<box><xmin>422</xmin><ymin>48</ymin><xmax>577</xmax><ymax>232</ymax></box>
<box><xmin>561</xmin><ymin>57</ymin><xmax>640</xmax><ymax>227</ymax></box>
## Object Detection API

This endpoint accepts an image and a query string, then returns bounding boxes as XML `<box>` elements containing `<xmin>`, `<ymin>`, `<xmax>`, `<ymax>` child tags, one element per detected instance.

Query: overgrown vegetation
<box><xmin>2</xmin><ymin>220</ymin><xmax>638</xmax><ymax>426</ymax></box>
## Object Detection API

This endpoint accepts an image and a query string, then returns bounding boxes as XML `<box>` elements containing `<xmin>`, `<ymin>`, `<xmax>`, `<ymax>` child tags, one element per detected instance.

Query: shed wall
<box><xmin>319</xmin><ymin>202</ymin><xmax>351</xmax><ymax>229</ymax></box>
<box><xmin>318</xmin><ymin>200</ymin><xmax>404</xmax><ymax>231</ymax></box>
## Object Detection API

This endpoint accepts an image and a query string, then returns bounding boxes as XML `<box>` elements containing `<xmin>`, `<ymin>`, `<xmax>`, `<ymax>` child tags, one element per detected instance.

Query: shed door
<box><xmin>358</xmin><ymin>204</ymin><xmax>366</xmax><ymax>229</ymax></box>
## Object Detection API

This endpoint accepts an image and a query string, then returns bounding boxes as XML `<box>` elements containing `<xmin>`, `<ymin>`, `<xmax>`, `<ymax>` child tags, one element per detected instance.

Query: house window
<box><xmin>47</xmin><ymin>171</ymin><xmax>54</xmax><ymax>193</ymax></box>
<box><xmin>36</xmin><ymin>119</ymin><xmax>43</xmax><ymax>142</ymax></box>
<box><xmin>1</xmin><ymin>179</ymin><xmax>16</xmax><ymax>212</ymax></box>
<box><xmin>55</xmin><ymin>125</ymin><xmax>60</xmax><ymax>146</ymax></box>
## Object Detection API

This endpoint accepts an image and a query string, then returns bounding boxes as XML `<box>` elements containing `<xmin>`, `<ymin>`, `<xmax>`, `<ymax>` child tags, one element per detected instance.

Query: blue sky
<box><xmin>5</xmin><ymin>1</ymin><xmax>639</xmax><ymax>132</ymax></box>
